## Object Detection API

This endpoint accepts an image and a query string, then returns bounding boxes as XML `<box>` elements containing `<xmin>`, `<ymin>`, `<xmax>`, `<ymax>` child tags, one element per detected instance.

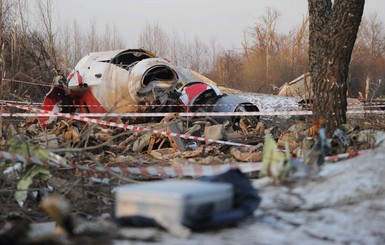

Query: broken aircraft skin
<box><xmin>42</xmin><ymin>49</ymin><xmax>259</xmax><ymax>128</ymax></box>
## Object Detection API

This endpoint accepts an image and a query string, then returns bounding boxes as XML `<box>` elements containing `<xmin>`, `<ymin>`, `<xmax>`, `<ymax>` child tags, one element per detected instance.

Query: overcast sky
<box><xmin>50</xmin><ymin>0</ymin><xmax>385</xmax><ymax>50</ymax></box>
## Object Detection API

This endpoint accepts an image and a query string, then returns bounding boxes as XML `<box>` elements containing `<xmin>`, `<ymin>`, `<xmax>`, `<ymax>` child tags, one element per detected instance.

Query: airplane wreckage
<box><xmin>42</xmin><ymin>49</ymin><xmax>261</xmax><ymax>128</ymax></box>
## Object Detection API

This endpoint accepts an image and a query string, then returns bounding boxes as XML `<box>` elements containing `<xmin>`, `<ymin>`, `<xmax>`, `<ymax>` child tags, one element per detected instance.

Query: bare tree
<box><xmin>9</xmin><ymin>1</ymin><xmax>30</xmax><ymax>76</ymax></box>
<box><xmin>308</xmin><ymin>0</ymin><xmax>365</xmax><ymax>135</ymax></box>
<box><xmin>1</xmin><ymin>0</ymin><xmax>16</xmax><ymax>134</ymax></box>
<box><xmin>185</xmin><ymin>36</ymin><xmax>209</xmax><ymax>73</ymax></box>
<box><xmin>35</xmin><ymin>0</ymin><xmax>57</xmax><ymax>69</ymax></box>
<box><xmin>359</xmin><ymin>14</ymin><xmax>385</xmax><ymax>57</ymax></box>
<box><xmin>55</xmin><ymin>23</ymin><xmax>72</xmax><ymax>72</ymax></box>
<box><xmin>350</xmin><ymin>13</ymin><xmax>385</xmax><ymax>99</ymax></box>
<box><xmin>0</xmin><ymin>0</ymin><xmax>4</xmax><ymax>137</ymax></box>
<box><xmin>207</xmin><ymin>37</ymin><xmax>223</xmax><ymax>72</ymax></box>
<box><xmin>0</xmin><ymin>0</ymin><xmax>4</xmax><ymax>80</ymax></box>
<box><xmin>251</xmin><ymin>7</ymin><xmax>281</xmax><ymax>82</ymax></box>
<box><xmin>168</xmin><ymin>30</ymin><xmax>184</xmax><ymax>66</ymax></box>
<box><xmin>238</xmin><ymin>7</ymin><xmax>285</xmax><ymax>93</ymax></box>
<box><xmin>286</xmin><ymin>16</ymin><xmax>309</xmax><ymax>77</ymax></box>
<box><xmin>212</xmin><ymin>50</ymin><xmax>245</xmax><ymax>89</ymax></box>
<box><xmin>138</xmin><ymin>23</ymin><xmax>169</xmax><ymax>57</ymax></box>
<box><xmin>101</xmin><ymin>23</ymin><xmax>124</xmax><ymax>51</ymax></box>
<box><xmin>86</xmin><ymin>19</ymin><xmax>101</xmax><ymax>52</ymax></box>
<box><xmin>72</xmin><ymin>19</ymin><xmax>84</xmax><ymax>64</ymax></box>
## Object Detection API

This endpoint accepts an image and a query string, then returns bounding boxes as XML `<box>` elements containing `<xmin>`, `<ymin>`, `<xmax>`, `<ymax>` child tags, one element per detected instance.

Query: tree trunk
<box><xmin>308</xmin><ymin>0</ymin><xmax>365</xmax><ymax>136</ymax></box>
<box><xmin>0</xmin><ymin>0</ymin><xmax>3</xmax><ymax>138</ymax></box>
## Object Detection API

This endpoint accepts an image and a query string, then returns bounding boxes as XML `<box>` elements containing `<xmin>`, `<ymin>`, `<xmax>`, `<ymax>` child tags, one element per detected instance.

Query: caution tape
<box><xmin>3</xmin><ymin>102</ymin><xmax>255</xmax><ymax>148</ymax></box>
<box><xmin>0</xmin><ymin>148</ymin><xmax>371</xmax><ymax>177</ymax></box>
<box><xmin>1</xmin><ymin>86</ymin><xmax>385</xmax><ymax>110</ymax></box>
<box><xmin>0</xmin><ymin>110</ymin><xmax>313</xmax><ymax>118</ymax></box>
<box><xmin>3</xmin><ymin>78</ymin><xmax>385</xmax><ymax>110</ymax></box>
<box><xmin>2</xmin><ymin>78</ymin><xmax>51</xmax><ymax>88</ymax></box>
<box><xmin>346</xmin><ymin>110</ymin><xmax>385</xmax><ymax>115</ymax></box>
<box><xmin>1</xmin><ymin>99</ymin><xmax>384</xmax><ymax>114</ymax></box>
<box><xmin>324</xmin><ymin>149</ymin><xmax>371</xmax><ymax>161</ymax></box>
<box><xmin>2</xmin><ymin>109</ymin><xmax>385</xmax><ymax>118</ymax></box>
<box><xmin>12</xmin><ymin>102</ymin><xmax>381</xmax><ymax>109</ymax></box>
<box><xmin>0</xmin><ymin>100</ymin><xmax>42</xmax><ymax>105</ymax></box>
<box><xmin>46</xmin><ymin>101</ymin><xmax>385</xmax><ymax>109</ymax></box>
<box><xmin>0</xmin><ymin>150</ymin><xmax>260</xmax><ymax>177</ymax></box>
<box><xmin>34</xmin><ymin>102</ymin><xmax>301</xmax><ymax>109</ymax></box>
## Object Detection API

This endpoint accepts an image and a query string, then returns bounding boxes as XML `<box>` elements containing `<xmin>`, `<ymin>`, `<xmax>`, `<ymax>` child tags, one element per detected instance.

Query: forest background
<box><xmin>1</xmin><ymin>0</ymin><xmax>384</xmax><ymax>103</ymax></box>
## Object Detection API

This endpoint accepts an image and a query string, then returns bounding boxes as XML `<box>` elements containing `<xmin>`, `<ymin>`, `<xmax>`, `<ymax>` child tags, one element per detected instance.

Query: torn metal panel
<box><xmin>41</xmin><ymin>48</ymin><xmax>261</xmax><ymax>129</ymax></box>
<box><xmin>66</xmin><ymin>49</ymin><xmax>179</xmax><ymax>113</ymax></box>
<box><xmin>42</xmin><ymin>49</ymin><xmax>178</xmax><ymax>116</ymax></box>
<box><xmin>178</xmin><ymin>81</ymin><xmax>223</xmax><ymax>108</ymax></box>
<box><xmin>211</xmin><ymin>95</ymin><xmax>259</xmax><ymax>127</ymax></box>
<box><xmin>230</xmin><ymin>147</ymin><xmax>263</xmax><ymax>162</ymax></box>
<box><xmin>167</xmin><ymin>120</ymin><xmax>186</xmax><ymax>152</ymax></box>
<box><xmin>278</xmin><ymin>73</ymin><xmax>312</xmax><ymax>99</ymax></box>
<box><xmin>277</xmin><ymin>73</ymin><xmax>365</xmax><ymax>115</ymax></box>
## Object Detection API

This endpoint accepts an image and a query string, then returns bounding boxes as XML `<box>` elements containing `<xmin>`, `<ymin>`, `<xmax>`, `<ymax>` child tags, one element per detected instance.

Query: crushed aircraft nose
<box><xmin>41</xmin><ymin>49</ymin><xmax>259</xmax><ymax>128</ymax></box>
<box><xmin>43</xmin><ymin>49</ymin><xmax>179</xmax><ymax>114</ymax></box>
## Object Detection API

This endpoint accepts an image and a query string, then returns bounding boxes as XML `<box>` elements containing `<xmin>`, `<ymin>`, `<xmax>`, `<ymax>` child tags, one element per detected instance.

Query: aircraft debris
<box><xmin>41</xmin><ymin>49</ymin><xmax>259</xmax><ymax>129</ymax></box>
<box><xmin>1</xmin><ymin>36</ymin><xmax>385</xmax><ymax>243</ymax></box>
<box><xmin>114</xmin><ymin>169</ymin><xmax>261</xmax><ymax>235</ymax></box>
<box><xmin>230</xmin><ymin>147</ymin><xmax>263</xmax><ymax>162</ymax></box>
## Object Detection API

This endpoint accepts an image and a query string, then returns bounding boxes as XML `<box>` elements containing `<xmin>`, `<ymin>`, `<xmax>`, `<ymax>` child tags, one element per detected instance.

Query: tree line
<box><xmin>0</xmin><ymin>0</ymin><xmax>384</xmax><ymax>102</ymax></box>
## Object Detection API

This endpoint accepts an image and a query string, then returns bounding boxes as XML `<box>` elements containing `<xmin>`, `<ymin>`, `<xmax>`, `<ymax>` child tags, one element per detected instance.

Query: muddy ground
<box><xmin>1</xmin><ymin>114</ymin><xmax>385</xmax><ymax>244</ymax></box>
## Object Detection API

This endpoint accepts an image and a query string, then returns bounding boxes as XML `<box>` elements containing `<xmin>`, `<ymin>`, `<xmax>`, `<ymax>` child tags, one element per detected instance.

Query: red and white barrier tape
<box><xmin>0</xmin><ymin>150</ymin><xmax>260</xmax><ymax>177</ymax></box>
<box><xmin>45</xmin><ymin>102</ymin><xmax>384</xmax><ymax>109</ymax></box>
<box><xmin>1</xmin><ymin>91</ymin><xmax>385</xmax><ymax>109</ymax></box>
<box><xmin>3</xmin><ymin>102</ymin><xmax>255</xmax><ymax>148</ymax></box>
<box><xmin>15</xmin><ymin>102</ymin><xmax>383</xmax><ymax>109</ymax></box>
<box><xmin>346</xmin><ymin>110</ymin><xmax>385</xmax><ymax>115</ymax></box>
<box><xmin>2</xmin><ymin>78</ymin><xmax>51</xmax><ymax>87</ymax></box>
<box><xmin>37</xmin><ymin>102</ymin><xmax>302</xmax><ymax>109</ymax></box>
<box><xmin>324</xmin><ymin>149</ymin><xmax>371</xmax><ymax>161</ymax></box>
<box><xmin>0</xmin><ymin>100</ymin><xmax>42</xmax><ymax>105</ymax></box>
<box><xmin>0</xmin><ymin>110</ymin><xmax>314</xmax><ymax>118</ymax></box>
<box><xmin>0</xmin><ymin>148</ymin><xmax>370</xmax><ymax>177</ymax></box>
<box><xmin>1</xmin><ymin>109</ymin><xmax>385</xmax><ymax>118</ymax></box>
<box><xmin>3</xmin><ymin>78</ymin><xmax>385</xmax><ymax>109</ymax></box>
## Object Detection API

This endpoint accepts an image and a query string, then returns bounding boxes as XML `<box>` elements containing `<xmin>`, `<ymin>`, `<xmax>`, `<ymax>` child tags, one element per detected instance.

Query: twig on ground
<box><xmin>51</xmin><ymin>130</ymin><xmax>133</xmax><ymax>153</ymax></box>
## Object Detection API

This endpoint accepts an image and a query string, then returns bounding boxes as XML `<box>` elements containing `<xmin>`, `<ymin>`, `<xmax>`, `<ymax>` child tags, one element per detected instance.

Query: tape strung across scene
<box><xmin>1</xmin><ymin>110</ymin><xmax>384</xmax><ymax>118</ymax></box>
<box><xmin>0</xmin><ymin>111</ymin><xmax>314</xmax><ymax>117</ymax></box>
<box><xmin>3</xmin><ymin>102</ymin><xmax>255</xmax><ymax>148</ymax></box>
<box><xmin>2</xmin><ymin>77</ymin><xmax>385</xmax><ymax>109</ymax></box>
<box><xmin>324</xmin><ymin>149</ymin><xmax>370</xmax><ymax>161</ymax></box>
<box><xmin>0</xmin><ymin>150</ymin><xmax>261</xmax><ymax>177</ymax></box>
<box><xmin>1</xmin><ymin>99</ymin><xmax>384</xmax><ymax>118</ymax></box>
<box><xmin>2</xmin><ymin>78</ymin><xmax>52</xmax><ymax>88</ymax></box>
<box><xmin>0</xmin><ymin>149</ymin><xmax>371</xmax><ymax>177</ymax></box>
<box><xmin>0</xmin><ymin>81</ymin><xmax>379</xmax><ymax>178</ymax></box>
<box><xmin>2</xmin><ymin>102</ymin><xmax>384</xmax><ymax>149</ymax></box>
<box><xmin>2</xmin><ymin>98</ymin><xmax>385</xmax><ymax>110</ymax></box>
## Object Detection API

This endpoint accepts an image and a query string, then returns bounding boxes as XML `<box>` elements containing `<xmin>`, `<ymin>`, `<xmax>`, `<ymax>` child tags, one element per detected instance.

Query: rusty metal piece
<box><xmin>38</xmin><ymin>134</ymin><xmax>59</xmax><ymax>149</ymax></box>
<box><xmin>167</xmin><ymin>120</ymin><xmax>186</xmax><ymax>152</ymax></box>
<box><xmin>230</xmin><ymin>147</ymin><xmax>263</xmax><ymax>162</ymax></box>
<box><xmin>182</xmin><ymin>147</ymin><xmax>204</xmax><ymax>158</ymax></box>
<box><xmin>150</xmin><ymin>148</ymin><xmax>179</xmax><ymax>160</ymax></box>
<box><xmin>63</xmin><ymin>127</ymin><xmax>80</xmax><ymax>145</ymax></box>
<box><xmin>204</xmin><ymin>124</ymin><xmax>224</xmax><ymax>142</ymax></box>
<box><xmin>132</xmin><ymin>133</ymin><xmax>152</xmax><ymax>152</ymax></box>
<box><xmin>255</xmin><ymin>122</ymin><xmax>265</xmax><ymax>136</ymax></box>
<box><xmin>278</xmin><ymin>131</ymin><xmax>301</xmax><ymax>150</ymax></box>
<box><xmin>147</xmin><ymin>135</ymin><xmax>156</xmax><ymax>154</ymax></box>
<box><xmin>95</xmin><ymin>132</ymin><xmax>113</xmax><ymax>142</ymax></box>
